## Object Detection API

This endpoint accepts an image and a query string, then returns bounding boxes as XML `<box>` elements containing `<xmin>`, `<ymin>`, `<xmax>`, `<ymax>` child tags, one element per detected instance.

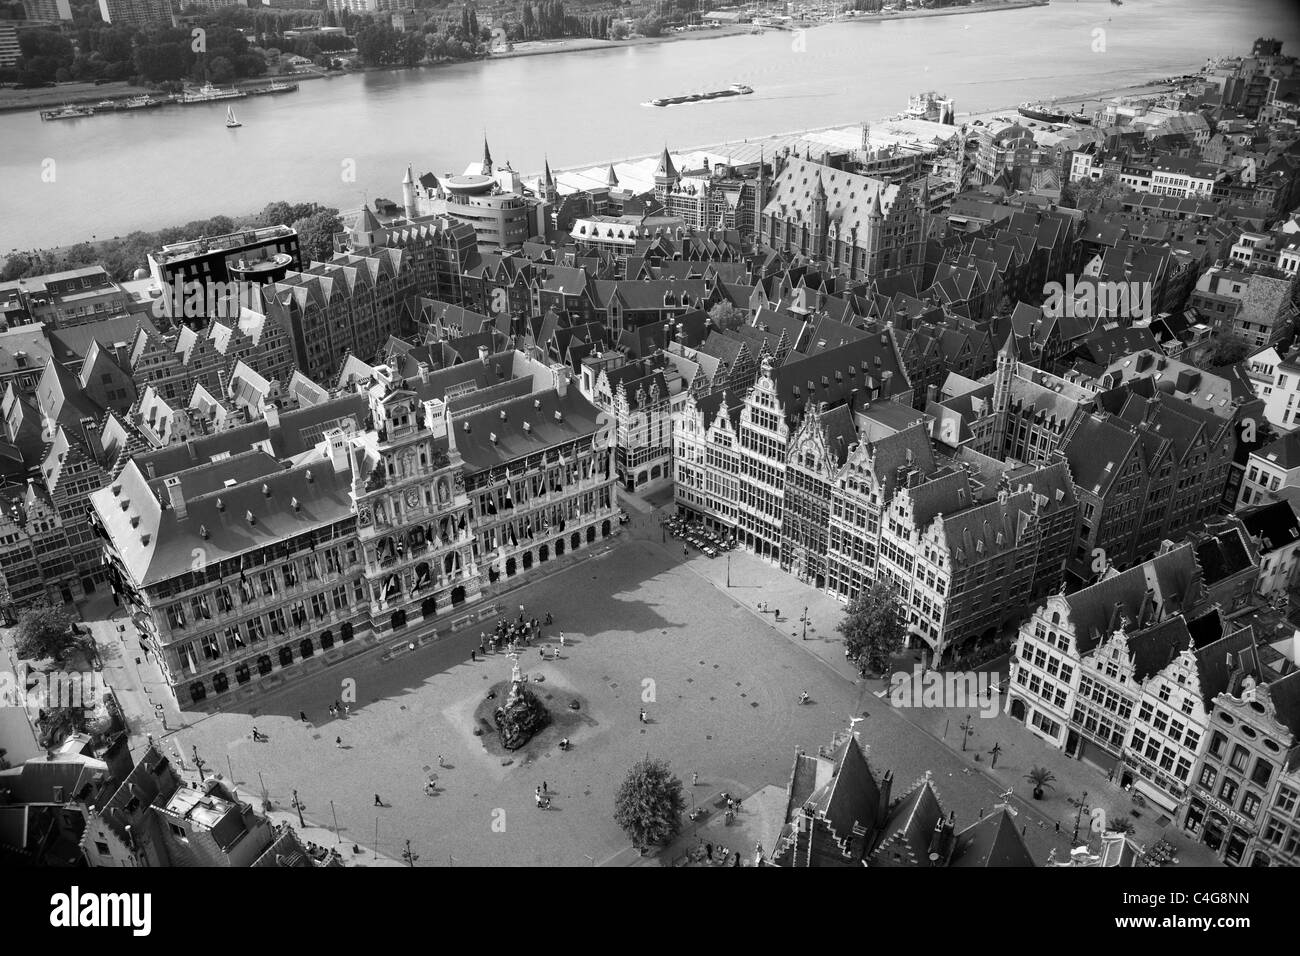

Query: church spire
<box><xmin>481</xmin><ymin>136</ymin><xmax>493</xmax><ymax>176</ymax></box>
<box><xmin>606</xmin><ymin>163</ymin><xmax>619</xmax><ymax>189</ymax></box>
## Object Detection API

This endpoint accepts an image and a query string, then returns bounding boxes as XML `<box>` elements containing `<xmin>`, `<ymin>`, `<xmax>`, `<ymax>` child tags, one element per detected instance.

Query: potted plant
<box><xmin>1025</xmin><ymin>766</ymin><xmax>1056</xmax><ymax>800</ymax></box>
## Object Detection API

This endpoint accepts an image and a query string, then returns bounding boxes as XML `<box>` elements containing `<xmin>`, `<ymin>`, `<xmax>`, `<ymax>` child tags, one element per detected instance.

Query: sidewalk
<box><xmin>78</xmin><ymin>592</ymin><xmax>183</xmax><ymax>754</ymax></box>
<box><xmin>177</xmin><ymin>766</ymin><xmax>405</xmax><ymax>867</ymax></box>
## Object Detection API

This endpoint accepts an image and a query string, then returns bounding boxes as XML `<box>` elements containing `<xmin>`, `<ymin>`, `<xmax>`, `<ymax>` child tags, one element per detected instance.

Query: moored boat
<box><xmin>1018</xmin><ymin>100</ymin><xmax>1069</xmax><ymax>123</ymax></box>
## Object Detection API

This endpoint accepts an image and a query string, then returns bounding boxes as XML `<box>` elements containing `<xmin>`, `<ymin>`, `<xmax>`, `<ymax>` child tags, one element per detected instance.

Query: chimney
<box><xmin>478</xmin><ymin>345</ymin><xmax>490</xmax><ymax>363</ymax></box>
<box><xmin>164</xmin><ymin>475</ymin><xmax>187</xmax><ymax>519</ymax></box>
<box><xmin>553</xmin><ymin>365</ymin><xmax>569</xmax><ymax>398</ymax></box>
<box><xmin>263</xmin><ymin>403</ymin><xmax>280</xmax><ymax>430</ymax></box>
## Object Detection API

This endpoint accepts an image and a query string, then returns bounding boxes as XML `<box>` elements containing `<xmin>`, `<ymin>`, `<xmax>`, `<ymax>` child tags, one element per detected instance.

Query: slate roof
<box><xmin>1063</xmin><ymin>544</ymin><xmax>1201</xmax><ymax>654</ymax></box>
<box><xmin>948</xmin><ymin>809</ymin><xmax>1036</xmax><ymax>868</ymax></box>
<box><xmin>451</xmin><ymin>386</ymin><xmax>603</xmax><ymax>472</ymax></box>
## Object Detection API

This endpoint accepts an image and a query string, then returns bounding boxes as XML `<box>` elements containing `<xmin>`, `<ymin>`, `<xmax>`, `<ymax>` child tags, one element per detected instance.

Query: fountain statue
<box><xmin>494</xmin><ymin>652</ymin><xmax>550</xmax><ymax>750</ymax></box>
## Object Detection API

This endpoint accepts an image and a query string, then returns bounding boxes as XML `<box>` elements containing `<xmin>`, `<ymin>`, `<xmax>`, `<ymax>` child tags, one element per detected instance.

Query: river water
<box><xmin>1</xmin><ymin>0</ymin><xmax>1297</xmax><ymax>251</ymax></box>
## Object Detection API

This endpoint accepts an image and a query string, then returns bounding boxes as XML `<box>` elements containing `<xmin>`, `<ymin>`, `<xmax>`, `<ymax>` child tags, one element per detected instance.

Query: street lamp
<box><xmin>402</xmin><ymin>839</ymin><xmax>419</xmax><ymax>867</ymax></box>
<box><xmin>958</xmin><ymin>713</ymin><xmax>975</xmax><ymax>752</ymax></box>
<box><xmin>801</xmin><ymin>607</ymin><xmax>809</xmax><ymax>641</ymax></box>
<box><xmin>989</xmin><ymin>742</ymin><xmax>1002</xmax><ymax>769</ymax></box>
<box><xmin>291</xmin><ymin>789</ymin><xmax>306</xmax><ymax>828</ymax></box>
<box><xmin>192</xmin><ymin>745</ymin><xmax>206</xmax><ymax>781</ymax></box>
<box><xmin>1070</xmin><ymin>791</ymin><xmax>1091</xmax><ymax>844</ymax></box>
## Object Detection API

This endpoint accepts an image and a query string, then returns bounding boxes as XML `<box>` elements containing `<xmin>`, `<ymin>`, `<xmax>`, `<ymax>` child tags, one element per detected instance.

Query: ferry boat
<box><xmin>1018</xmin><ymin>101</ymin><xmax>1069</xmax><ymax>123</ymax></box>
<box><xmin>650</xmin><ymin>83</ymin><xmax>753</xmax><ymax>107</ymax></box>
<box><xmin>246</xmin><ymin>80</ymin><xmax>298</xmax><ymax>97</ymax></box>
<box><xmin>40</xmin><ymin>104</ymin><xmax>95</xmax><ymax>121</ymax></box>
<box><xmin>180</xmin><ymin>82</ymin><xmax>246</xmax><ymax>104</ymax></box>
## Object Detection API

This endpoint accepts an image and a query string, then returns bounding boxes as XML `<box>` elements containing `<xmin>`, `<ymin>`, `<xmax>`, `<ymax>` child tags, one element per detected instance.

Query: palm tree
<box><xmin>1025</xmin><ymin>766</ymin><xmax>1057</xmax><ymax>800</ymax></box>
<box><xmin>1108</xmin><ymin>814</ymin><xmax>1136</xmax><ymax>835</ymax></box>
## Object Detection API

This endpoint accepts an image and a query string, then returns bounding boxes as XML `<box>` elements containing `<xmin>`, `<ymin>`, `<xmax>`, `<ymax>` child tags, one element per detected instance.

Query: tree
<box><xmin>399</xmin><ymin>31</ymin><xmax>426</xmax><ymax>66</ymax></box>
<box><xmin>635</xmin><ymin>14</ymin><xmax>663</xmax><ymax>37</ymax></box>
<box><xmin>13</xmin><ymin>601</ymin><xmax>78</xmax><ymax>663</ymax></box>
<box><xmin>1205</xmin><ymin>334</ymin><xmax>1250</xmax><ymax>369</ymax></box>
<box><xmin>609</xmin><ymin>20</ymin><xmax>627</xmax><ymax>40</ymax></box>
<box><xmin>1025</xmin><ymin>766</ymin><xmax>1056</xmax><ymax>800</ymax></box>
<box><xmin>1108</xmin><ymin>813</ymin><xmax>1136</xmax><ymax>835</ymax></box>
<box><xmin>613</xmin><ymin>756</ymin><xmax>686</xmax><ymax>851</ymax></box>
<box><xmin>1061</xmin><ymin>172</ymin><xmax>1127</xmax><ymax>212</ymax></box>
<box><xmin>292</xmin><ymin>208</ymin><xmax>342</xmax><ymax>264</ymax></box>
<box><xmin>707</xmin><ymin>301</ymin><xmax>744</xmax><ymax>331</ymax></box>
<box><xmin>208</xmin><ymin>55</ymin><xmax>235</xmax><ymax>83</ymax></box>
<box><xmin>836</xmin><ymin>581</ymin><xmax>905</xmax><ymax>677</ymax></box>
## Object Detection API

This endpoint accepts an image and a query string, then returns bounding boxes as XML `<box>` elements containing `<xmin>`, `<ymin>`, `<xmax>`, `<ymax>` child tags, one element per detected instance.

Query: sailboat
<box><xmin>225</xmin><ymin>106</ymin><xmax>241</xmax><ymax>128</ymax></box>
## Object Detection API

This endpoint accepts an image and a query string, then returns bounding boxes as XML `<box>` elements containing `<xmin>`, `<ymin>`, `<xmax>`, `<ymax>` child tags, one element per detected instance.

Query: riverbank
<box><xmin>547</xmin><ymin>76</ymin><xmax>1179</xmax><ymax>184</ymax></box>
<box><xmin>858</xmin><ymin>0</ymin><xmax>1049</xmax><ymax>23</ymax></box>
<box><xmin>486</xmin><ymin>23</ymin><xmax>759</xmax><ymax>61</ymax></box>
<box><xmin>0</xmin><ymin>74</ymin><xmax>327</xmax><ymax>115</ymax></box>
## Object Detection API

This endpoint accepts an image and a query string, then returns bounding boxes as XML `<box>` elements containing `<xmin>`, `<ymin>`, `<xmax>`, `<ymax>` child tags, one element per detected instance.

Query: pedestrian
<box><xmin>706</xmin><ymin>842</ymin><xmax>713</xmax><ymax>861</ymax></box>
<box><xmin>559</xmin><ymin>632</ymin><xmax>566</xmax><ymax>647</ymax></box>
<box><xmin>374</xmin><ymin>794</ymin><xmax>383</xmax><ymax>806</ymax></box>
<box><xmin>692</xmin><ymin>771</ymin><xmax>698</xmax><ymax>786</ymax></box>
<box><xmin>535</xmin><ymin>786</ymin><xmax>542</xmax><ymax>801</ymax></box>
<box><xmin>438</xmin><ymin>754</ymin><xmax>445</xmax><ymax>769</ymax></box>
<box><xmin>328</xmin><ymin>704</ymin><xmax>337</xmax><ymax>718</ymax></box>
<box><xmin>471</xmin><ymin>649</ymin><xmax>477</xmax><ymax>662</ymax></box>
<box><xmin>335</xmin><ymin>736</ymin><xmax>342</xmax><ymax>748</ymax></box>
<box><xmin>480</xmin><ymin>633</ymin><xmax>487</xmax><ymax>654</ymax></box>
<box><xmin>1055</xmin><ymin>821</ymin><xmax>1060</xmax><ymax>833</ymax></box>
<box><xmin>344</xmin><ymin>703</ymin><xmax>351</xmax><ymax>717</ymax></box>
<box><xmin>545</xmin><ymin>612</ymin><xmax>553</xmax><ymax>625</ymax></box>
<box><xmin>774</xmin><ymin>608</ymin><xmax>780</xmax><ymax>620</ymax></box>
<box><xmin>299</xmin><ymin>711</ymin><xmax>308</xmax><ymax>723</ymax></box>
<box><xmin>542</xmin><ymin>781</ymin><xmax>548</xmax><ymax>794</ymax></box>
<box><xmin>540</xmin><ymin>648</ymin><xmax>546</xmax><ymax>660</ymax></box>
<box><xmin>683</xmin><ymin>546</ymin><xmax>688</xmax><ymax>557</ymax></box>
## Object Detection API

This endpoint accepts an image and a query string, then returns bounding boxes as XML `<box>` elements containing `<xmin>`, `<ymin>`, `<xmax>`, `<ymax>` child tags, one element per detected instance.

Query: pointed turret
<box><xmin>653</xmin><ymin>147</ymin><xmax>678</xmax><ymax>201</ymax></box>
<box><xmin>402</xmin><ymin>165</ymin><xmax>416</xmax><ymax>219</ymax></box>
<box><xmin>350</xmin><ymin>204</ymin><xmax>382</xmax><ymax>252</ymax></box>
<box><xmin>868</xmin><ymin>187</ymin><xmax>884</xmax><ymax>220</ymax></box>
<box><xmin>654</xmin><ymin>147</ymin><xmax>677</xmax><ymax>181</ymax></box>
<box><xmin>606</xmin><ymin>164</ymin><xmax>619</xmax><ymax>189</ymax></box>
<box><xmin>481</xmin><ymin>136</ymin><xmax>494</xmax><ymax>176</ymax></box>
<box><xmin>542</xmin><ymin>155</ymin><xmax>557</xmax><ymax>203</ymax></box>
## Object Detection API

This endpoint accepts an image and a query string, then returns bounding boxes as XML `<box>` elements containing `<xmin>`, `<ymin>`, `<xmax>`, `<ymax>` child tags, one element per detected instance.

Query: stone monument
<box><xmin>494</xmin><ymin>652</ymin><xmax>549</xmax><ymax>750</ymax></box>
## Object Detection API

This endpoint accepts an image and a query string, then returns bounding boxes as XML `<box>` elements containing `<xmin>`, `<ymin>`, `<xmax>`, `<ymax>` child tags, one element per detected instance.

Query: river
<box><xmin>1</xmin><ymin>0</ymin><xmax>1298</xmax><ymax>251</ymax></box>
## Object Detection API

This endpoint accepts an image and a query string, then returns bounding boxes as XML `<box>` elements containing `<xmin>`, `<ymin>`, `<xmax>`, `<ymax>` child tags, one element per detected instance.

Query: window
<box><xmin>1251</xmin><ymin>759</ymin><xmax>1274</xmax><ymax>789</ymax></box>
<box><xmin>1229</xmin><ymin>745</ymin><xmax>1249</xmax><ymax>772</ymax></box>
<box><xmin>1220</xmin><ymin>777</ymin><xmax>1239</xmax><ymax>803</ymax></box>
<box><xmin>1276</xmin><ymin>786</ymin><xmax>1299</xmax><ymax>815</ymax></box>
<box><xmin>1199</xmin><ymin>765</ymin><xmax>1217</xmax><ymax>789</ymax></box>
<box><xmin>1242</xmin><ymin>792</ymin><xmax>1262</xmax><ymax>820</ymax></box>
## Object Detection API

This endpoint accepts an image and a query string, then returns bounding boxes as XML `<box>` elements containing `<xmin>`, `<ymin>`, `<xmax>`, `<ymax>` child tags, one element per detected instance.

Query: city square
<box><xmin>131</xmin><ymin>511</ymin><xmax>1206</xmax><ymax>867</ymax></box>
